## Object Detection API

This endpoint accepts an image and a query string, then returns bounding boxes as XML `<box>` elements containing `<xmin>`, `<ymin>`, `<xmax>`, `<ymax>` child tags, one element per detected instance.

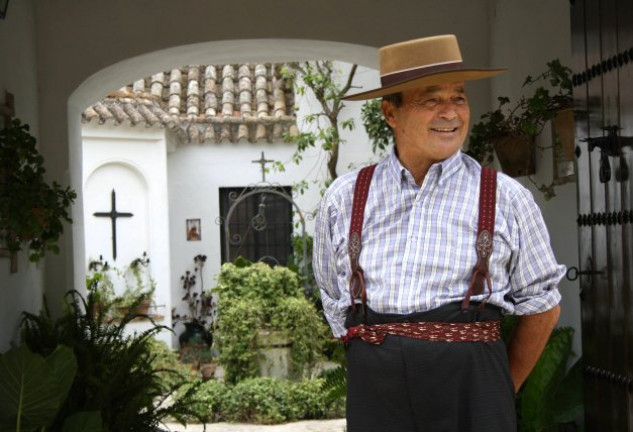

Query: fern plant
<box><xmin>19</xmin><ymin>290</ymin><xmax>202</xmax><ymax>431</ymax></box>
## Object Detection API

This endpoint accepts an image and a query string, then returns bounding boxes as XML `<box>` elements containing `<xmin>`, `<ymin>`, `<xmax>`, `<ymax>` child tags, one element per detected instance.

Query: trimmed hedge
<box><xmin>179</xmin><ymin>376</ymin><xmax>344</xmax><ymax>424</ymax></box>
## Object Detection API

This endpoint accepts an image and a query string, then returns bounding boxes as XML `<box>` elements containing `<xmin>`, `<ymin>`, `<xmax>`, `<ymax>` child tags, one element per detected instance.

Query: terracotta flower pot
<box><xmin>116</xmin><ymin>297</ymin><xmax>152</xmax><ymax>317</ymax></box>
<box><xmin>492</xmin><ymin>134</ymin><xmax>536</xmax><ymax>178</ymax></box>
<box><xmin>200</xmin><ymin>362</ymin><xmax>217</xmax><ymax>381</ymax></box>
<box><xmin>551</xmin><ymin>108</ymin><xmax>575</xmax><ymax>162</ymax></box>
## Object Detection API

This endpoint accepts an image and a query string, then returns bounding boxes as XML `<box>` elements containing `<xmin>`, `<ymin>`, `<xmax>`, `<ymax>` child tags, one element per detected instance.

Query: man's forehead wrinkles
<box><xmin>413</xmin><ymin>84</ymin><xmax>466</xmax><ymax>97</ymax></box>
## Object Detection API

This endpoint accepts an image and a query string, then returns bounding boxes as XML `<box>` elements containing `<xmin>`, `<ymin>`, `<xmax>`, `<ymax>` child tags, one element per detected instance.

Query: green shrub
<box><xmin>215</xmin><ymin>262</ymin><xmax>303</xmax><ymax>316</ymax></box>
<box><xmin>223</xmin><ymin>377</ymin><xmax>293</xmax><ymax>423</ymax></box>
<box><xmin>178</xmin><ymin>380</ymin><xmax>229</xmax><ymax>423</ymax></box>
<box><xmin>180</xmin><ymin>377</ymin><xmax>343</xmax><ymax>424</ymax></box>
<box><xmin>146</xmin><ymin>338</ymin><xmax>198</xmax><ymax>391</ymax></box>
<box><xmin>214</xmin><ymin>262</ymin><xmax>328</xmax><ymax>384</ymax></box>
<box><xmin>271</xmin><ymin>297</ymin><xmax>329</xmax><ymax>379</ymax></box>
<box><xmin>215</xmin><ymin>298</ymin><xmax>264</xmax><ymax>383</ymax></box>
<box><xmin>291</xmin><ymin>378</ymin><xmax>343</xmax><ymax>419</ymax></box>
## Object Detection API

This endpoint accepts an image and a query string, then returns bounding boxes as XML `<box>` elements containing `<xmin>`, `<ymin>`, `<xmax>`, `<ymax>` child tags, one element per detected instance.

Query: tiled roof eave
<box><xmin>82</xmin><ymin>63</ymin><xmax>298</xmax><ymax>144</ymax></box>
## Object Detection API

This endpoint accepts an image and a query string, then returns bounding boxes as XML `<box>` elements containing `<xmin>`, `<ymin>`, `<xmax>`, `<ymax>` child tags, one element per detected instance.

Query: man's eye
<box><xmin>423</xmin><ymin>99</ymin><xmax>438</xmax><ymax>107</ymax></box>
<box><xmin>453</xmin><ymin>96</ymin><xmax>466</xmax><ymax>105</ymax></box>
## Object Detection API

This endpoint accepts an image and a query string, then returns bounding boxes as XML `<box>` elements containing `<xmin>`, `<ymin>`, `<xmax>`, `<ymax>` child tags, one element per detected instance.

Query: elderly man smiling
<box><xmin>313</xmin><ymin>35</ymin><xmax>564</xmax><ymax>432</ymax></box>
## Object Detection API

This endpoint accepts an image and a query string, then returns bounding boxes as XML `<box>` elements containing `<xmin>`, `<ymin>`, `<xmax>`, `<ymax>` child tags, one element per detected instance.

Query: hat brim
<box><xmin>343</xmin><ymin>68</ymin><xmax>507</xmax><ymax>101</ymax></box>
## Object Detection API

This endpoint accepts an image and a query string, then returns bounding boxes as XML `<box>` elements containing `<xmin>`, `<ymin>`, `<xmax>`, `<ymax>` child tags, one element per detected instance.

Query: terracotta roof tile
<box><xmin>82</xmin><ymin>63</ymin><xmax>297</xmax><ymax>144</ymax></box>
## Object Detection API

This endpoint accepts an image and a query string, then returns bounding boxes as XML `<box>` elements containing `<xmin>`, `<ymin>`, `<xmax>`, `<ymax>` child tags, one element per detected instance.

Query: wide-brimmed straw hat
<box><xmin>343</xmin><ymin>34</ymin><xmax>506</xmax><ymax>101</ymax></box>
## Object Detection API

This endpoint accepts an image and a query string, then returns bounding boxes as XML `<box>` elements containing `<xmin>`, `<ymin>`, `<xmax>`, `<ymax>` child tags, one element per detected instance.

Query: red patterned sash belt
<box><xmin>341</xmin><ymin>320</ymin><xmax>501</xmax><ymax>345</ymax></box>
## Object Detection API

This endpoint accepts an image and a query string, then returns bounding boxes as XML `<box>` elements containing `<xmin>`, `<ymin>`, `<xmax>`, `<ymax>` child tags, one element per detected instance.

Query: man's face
<box><xmin>382</xmin><ymin>82</ymin><xmax>470</xmax><ymax>165</ymax></box>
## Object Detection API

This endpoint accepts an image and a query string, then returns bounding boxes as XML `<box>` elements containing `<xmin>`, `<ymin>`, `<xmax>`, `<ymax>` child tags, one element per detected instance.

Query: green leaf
<box><xmin>520</xmin><ymin>327</ymin><xmax>574</xmax><ymax>432</ymax></box>
<box><xmin>46</xmin><ymin>345</ymin><xmax>78</xmax><ymax>402</ymax></box>
<box><xmin>62</xmin><ymin>411</ymin><xmax>103</xmax><ymax>432</ymax></box>
<box><xmin>0</xmin><ymin>344</ymin><xmax>77</xmax><ymax>431</ymax></box>
<box><xmin>553</xmin><ymin>358</ymin><xmax>584</xmax><ymax>424</ymax></box>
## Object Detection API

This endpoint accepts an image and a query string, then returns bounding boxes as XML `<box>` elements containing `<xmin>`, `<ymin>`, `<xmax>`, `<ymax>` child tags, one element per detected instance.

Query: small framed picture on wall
<box><xmin>186</xmin><ymin>219</ymin><xmax>201</xmax><ymax>241</ymax></box>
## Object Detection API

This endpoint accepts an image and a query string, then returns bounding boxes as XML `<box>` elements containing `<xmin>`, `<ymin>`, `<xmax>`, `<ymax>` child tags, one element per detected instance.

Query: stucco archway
<box><xmin>67</xmin><ymin>38</ymin><xmax>380</xmax><ymax>298</ymax></box>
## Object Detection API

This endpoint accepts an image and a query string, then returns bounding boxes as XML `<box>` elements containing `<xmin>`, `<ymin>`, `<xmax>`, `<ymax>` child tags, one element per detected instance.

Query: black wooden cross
<box><xmin>251</xmin><ymin>151</ymin><xmax>275</xmax><ymax>182</ymax></box>
<box><xmin>93</xmin><ymin>189</ymin><xmax>133</xmax><ymax>261</ymax></box>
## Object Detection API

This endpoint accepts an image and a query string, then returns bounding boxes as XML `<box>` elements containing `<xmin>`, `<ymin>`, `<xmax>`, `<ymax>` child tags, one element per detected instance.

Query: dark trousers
<box><xmin>344</xmin><ymin>304</ymin><xmax>517</xmax><ymax>432</ymax></box>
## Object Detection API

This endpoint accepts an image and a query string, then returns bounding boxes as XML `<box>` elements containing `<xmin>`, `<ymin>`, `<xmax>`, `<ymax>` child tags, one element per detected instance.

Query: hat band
<box><xmin>380</xmin><ymin>61</ymin><xmax>464</xmax><ymax>87</ymax></box>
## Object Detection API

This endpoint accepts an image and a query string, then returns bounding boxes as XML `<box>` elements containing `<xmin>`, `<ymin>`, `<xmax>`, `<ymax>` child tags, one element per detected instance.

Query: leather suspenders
<box><xmin>347</xmin><ymin>164</ymin><xmax>377</xmax><ymax>314</ymax></box>
<box><xmin>347</xmin><ymin>164</ymin><xmax>498</xmax><ymax>315</ymax></box>
<box><xmin>462</xmin><ymin>166</ymin><xmax>497</xmax><ymax>311</ymax></box>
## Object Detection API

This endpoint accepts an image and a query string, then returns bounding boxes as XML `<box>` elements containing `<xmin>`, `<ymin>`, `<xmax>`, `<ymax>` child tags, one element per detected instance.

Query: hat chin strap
<box><xmin>380</xmin><ymin>60</ymin><xmax>463</xmax><ymax>87</ymax></box>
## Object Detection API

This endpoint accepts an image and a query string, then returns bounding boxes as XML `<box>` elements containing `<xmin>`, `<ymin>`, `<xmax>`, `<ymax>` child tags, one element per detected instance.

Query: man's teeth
<box><xmin>432</xmin><ymin>127</ymin><xmax>457</xmax><ymax>132</ymax></box>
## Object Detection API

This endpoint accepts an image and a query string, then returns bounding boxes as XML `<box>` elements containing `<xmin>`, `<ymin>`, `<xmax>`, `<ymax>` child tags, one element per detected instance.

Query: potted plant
<box><xmin>114</xmin><ymin>252</ymin><xmax>156</xmax><ymax>316</ymax></box>
<box><xmin>86</xmin><ymin>255</ymin><xmax>116</xmax><ymax>318</ymax></box>
<box><xmin>0</xmin><ymin>118</ymin><xmax>76</xmax><ymax>262</ymax></box>
<box><xmin>466</xmin><ymin>59</ymin><xmax>573</xmax><ymax>180</ymax></box>
<box><xmin>172</xmin><ymin>254</ymin><xmax>214</xmax><ymax>348</ymax></box>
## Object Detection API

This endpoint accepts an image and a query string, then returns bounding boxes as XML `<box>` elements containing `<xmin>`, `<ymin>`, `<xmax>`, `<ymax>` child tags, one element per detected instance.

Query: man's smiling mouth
<box><xmin>430</xmin><ymin>127</ymin><xmax>459</xmax><ymax>133</ymax></box>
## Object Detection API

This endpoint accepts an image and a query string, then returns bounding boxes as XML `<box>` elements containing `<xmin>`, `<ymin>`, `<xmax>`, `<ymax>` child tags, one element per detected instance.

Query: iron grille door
<box><xmin>219</xmin><ymin>186</ymin><xmax>293</xmax><ymax>265</ymax></box>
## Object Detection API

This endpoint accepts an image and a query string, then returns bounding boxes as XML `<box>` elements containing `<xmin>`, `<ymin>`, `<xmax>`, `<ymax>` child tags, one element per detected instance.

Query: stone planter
<box><xmin>256</xmin><ymin>329</ymin><xmax>292</xmax><ymax>379</ymax></box>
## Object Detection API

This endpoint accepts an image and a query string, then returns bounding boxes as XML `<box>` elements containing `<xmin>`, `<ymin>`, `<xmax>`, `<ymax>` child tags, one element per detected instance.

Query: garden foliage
<box><xmin>17</xmin><ymin>290</ymin><xmax>202</xmax><ymax>431</ymax></box>
<box><xmin>179</xmin><ymin>377</ymin><xmax>344</xmax><ymax>424</ymax></box>
<box><xmin>213</xmin><ymin>261</ymin><xmax>330</xmax><ymax>384</ymax></box>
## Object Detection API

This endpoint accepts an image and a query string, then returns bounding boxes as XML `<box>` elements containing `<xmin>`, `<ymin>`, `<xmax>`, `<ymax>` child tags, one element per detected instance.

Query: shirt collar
<box><xmin>436</xmin><ymin>151</ymin><xmax>465</xmax><ymax>186</ymax></box>
<box><xmin>387</xmin><ymin>149</ymin><xmax>465</xmax><ymax>188</ymax></box>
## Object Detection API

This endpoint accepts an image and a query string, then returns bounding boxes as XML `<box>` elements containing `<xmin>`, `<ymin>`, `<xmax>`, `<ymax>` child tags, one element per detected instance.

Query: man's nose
<box><xmin>437</xmin><ymin>101</ymin><xmax>458</xmax><ymax>119</ymax></box>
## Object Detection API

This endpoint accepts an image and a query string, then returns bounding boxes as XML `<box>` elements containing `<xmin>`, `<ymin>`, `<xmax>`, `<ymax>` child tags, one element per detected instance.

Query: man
<box><xmin>313</xmin><ymin>35</ymin><xmax>564</xmax><ymax>432</ymax></box>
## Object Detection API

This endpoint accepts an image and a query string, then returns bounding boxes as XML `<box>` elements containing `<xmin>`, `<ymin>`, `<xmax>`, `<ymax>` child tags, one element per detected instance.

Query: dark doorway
<box><xmin>219</xmin><ymin>186</ymin><xmax>293</xmax><ymax>265</ymax></box>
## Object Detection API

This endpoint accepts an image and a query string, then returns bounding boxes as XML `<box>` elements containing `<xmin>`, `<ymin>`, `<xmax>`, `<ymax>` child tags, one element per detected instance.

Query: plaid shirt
<box><xmin>313</xmin><ymin>151</ymin><xmax>564</xmax><ymax>337</ymax></box>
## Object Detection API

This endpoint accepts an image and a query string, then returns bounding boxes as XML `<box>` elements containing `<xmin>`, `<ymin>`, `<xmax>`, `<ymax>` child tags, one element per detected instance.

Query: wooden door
<box><xmin>571</xmin><ymin>0</ymin><xmax>633</xmax><ymax>429</ymax></box>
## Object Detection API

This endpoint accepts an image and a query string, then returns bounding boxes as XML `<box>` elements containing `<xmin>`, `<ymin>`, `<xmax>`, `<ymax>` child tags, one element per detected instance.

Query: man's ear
<box><xmin>381</xmin><ymin>99</ymin><xmax>397</xmax><ymax>129</ymax></box>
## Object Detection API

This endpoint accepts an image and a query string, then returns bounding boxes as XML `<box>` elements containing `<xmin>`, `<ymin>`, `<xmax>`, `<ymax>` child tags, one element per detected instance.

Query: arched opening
<box><xmin>67</xmin><ymin>39</ymin><xmax>380</xmax><ymax>342</ymax></box>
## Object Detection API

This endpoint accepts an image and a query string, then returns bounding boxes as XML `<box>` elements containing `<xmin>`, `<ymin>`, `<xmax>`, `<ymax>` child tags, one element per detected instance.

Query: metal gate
<box><xmin>571</xmin><ymin>0</ymin><xmax>633</xmax><ymax>429</ymax></box>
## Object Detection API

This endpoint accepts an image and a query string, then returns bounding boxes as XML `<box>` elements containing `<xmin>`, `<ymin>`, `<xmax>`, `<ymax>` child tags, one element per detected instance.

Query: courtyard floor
<box><xmin>163</xmin><ymin>418</ymin><xmax>346</xmax><ymax>432</ymax></box>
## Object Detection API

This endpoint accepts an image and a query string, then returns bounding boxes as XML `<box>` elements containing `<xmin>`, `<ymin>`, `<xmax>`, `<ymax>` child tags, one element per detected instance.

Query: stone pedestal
<box><xmin>257</xmin><ymin>329</ymin><xmax>292</xmax><ymax>379</ymax></box>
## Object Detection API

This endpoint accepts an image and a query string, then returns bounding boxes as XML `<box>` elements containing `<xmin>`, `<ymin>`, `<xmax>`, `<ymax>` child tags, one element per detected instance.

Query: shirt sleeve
<box><xmin>313</xmin><ymin>191</ymin><xmax>348</xmax><ymax>337</ymax></box>
<box><xmin>507</xmin><ymin>186</ymin><xmax>565</xmax><ymax>315</ymax></box>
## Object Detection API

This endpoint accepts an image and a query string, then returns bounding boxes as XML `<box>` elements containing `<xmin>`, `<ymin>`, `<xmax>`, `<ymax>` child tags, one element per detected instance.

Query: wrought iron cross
<box><xmin>93</xmin><ymin>189</ymin><xmax>133</xmax><ymax>261</ymax></box>
<box><xmin>251</xmin><ymin>151</ymin><xmax>275</xmax><ymax>182</ymax></box>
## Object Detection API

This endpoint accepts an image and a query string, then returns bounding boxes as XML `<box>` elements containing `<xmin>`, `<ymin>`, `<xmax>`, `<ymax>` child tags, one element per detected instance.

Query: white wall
<box><xmin>82</xmin><ymin>124</ymin><xmax>172</xmax><ymax>345</ymax></box>
<box><xmin>490</xmin><ymin>0</ymin><xmax>582</xmax><ymax>354</ymax></box>
<box><xmin>0</xmin><ymin>0</ymin><xmax>44</xmax><ymax>352</ymax></box>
